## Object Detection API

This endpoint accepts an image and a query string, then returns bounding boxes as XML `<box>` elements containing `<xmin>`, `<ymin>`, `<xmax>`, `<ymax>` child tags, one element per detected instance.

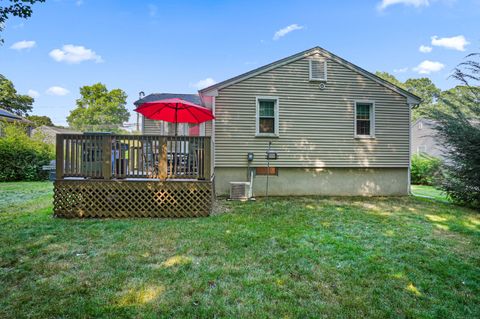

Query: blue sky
<box><xmin>1</xmin><ymin>0</ymin><xmax>479</xmax><ymax>126</ymax></box>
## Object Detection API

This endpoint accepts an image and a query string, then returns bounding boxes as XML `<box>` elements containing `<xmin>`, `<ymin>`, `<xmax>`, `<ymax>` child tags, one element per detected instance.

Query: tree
<box><xmin>0</xmin><ymin>74</ymin><xmax>33</xmax><ymax>116</ymax></box>
<box><xmin>375</xmin><ymin>71</ymin><xmax>405</xmax><ymax>89</ymax></box>
<box><xmin>27</xmin><ymin>115</ymin><xmax>54</xmax><ymax>127</ymax></box>
<box><xmin>437</xmin><ymin>85</ymin><xmax>480</xmax><ymax>117</ymax></box>
<box><xmin>67</xmin><ymin>83</ymin><xmax>130</xmax><ymax>132</ymax></box>
<box><xmin>375</xmin><ymin>72</ymin><xmax>443</xmax><ymax>120</ymax></box>
<box><xmin>0</xmin><ymin>0</ymin><xmax>45</xmax><ymax>44</ymax></box>
<box><xmin>452</xmin><ymin>53</ymin><xmax>480</xmax><ymax>97</ymax></box>
<box><xmin>426</xmin><ymin>53</ymin><xmax>480</xmax><ymax>208</ymax></box>
<box><xmin>404</xmin><ymin>78</ymin><xmax>441</xmax><ymax>120</ymax></box>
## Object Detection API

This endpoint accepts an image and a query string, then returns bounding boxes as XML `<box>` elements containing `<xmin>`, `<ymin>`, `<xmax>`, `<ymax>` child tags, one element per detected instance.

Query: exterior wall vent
<box><xmin>230</xmin><ymin>182</ymin><xmax>250</xmax><ymax>200</ymax></box>
<box><xmin>309</xmin><ymin>59</ymin><xmax>327</xmax><ymax>81</ymax></box>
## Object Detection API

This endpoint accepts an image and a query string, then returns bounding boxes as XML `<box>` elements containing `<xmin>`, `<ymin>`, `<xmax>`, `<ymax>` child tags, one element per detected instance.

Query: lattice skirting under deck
<box><xmin>54</xmin><ymin>180</ymin><xmax>212</xmax><ymax>218</ymax></box>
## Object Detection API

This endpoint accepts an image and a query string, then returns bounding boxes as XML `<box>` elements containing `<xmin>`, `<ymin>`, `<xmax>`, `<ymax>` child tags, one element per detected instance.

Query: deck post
<box><xmin>56</xmin><ymin>134</ymin><xmax>64</xmax><ymax>179</ymax></box>
<box><xmin>159</xmin><ymin>137</ymin><xmax>167</xmax><ymax>180</ymax></box>
<box><xmin>102</xmin><ymin>135</ymin><xmax>112</xmax><ymax>180</ymax></box>
<box><xmin>204</xmin><ymin>137</ymin><xmax>212</xmax><ymax>181</ymax></box>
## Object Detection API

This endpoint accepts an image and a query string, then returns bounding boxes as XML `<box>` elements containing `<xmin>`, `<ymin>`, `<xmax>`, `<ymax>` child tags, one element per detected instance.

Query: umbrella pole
<box><xmin>175</xmin><ymin>103</ymin><xmax>178</xmax><ymax>136</ymax></box>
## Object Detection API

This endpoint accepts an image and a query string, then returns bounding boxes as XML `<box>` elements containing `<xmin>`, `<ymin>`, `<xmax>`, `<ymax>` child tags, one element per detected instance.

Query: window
<box><xmin>256</xmin><ymin>97</ymin><xmax>279</xmax><ymax>136</ymax></box>
<box><xmin>309</xmin><ymin>59</ymin><xmax>327</xmax><ymax>81</ymax></box>
<box><xmin>417</xmin><ymin>145</ymin><xmax>427</xmax><ymax>154</ymax></box>
<box><xmin>163</xmin><ymin>122</ymin><xmax>204</xmax><ymax>136</ymax></box>
<box><xmin>354</xmin><ymin>101</ymin><xmax>375</xmax><ymax>138</ymax></box>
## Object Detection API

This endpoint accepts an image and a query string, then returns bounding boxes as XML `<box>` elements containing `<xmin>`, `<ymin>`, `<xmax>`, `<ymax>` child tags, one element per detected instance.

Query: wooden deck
<box><xmin>53</xmin><ymin>134</ymin><xmax>213</xmax><ymax>218</ymax></box>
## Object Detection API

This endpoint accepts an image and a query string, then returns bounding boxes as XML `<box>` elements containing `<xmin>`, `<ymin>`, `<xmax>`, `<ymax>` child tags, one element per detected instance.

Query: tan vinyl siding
<box><xmin>214</xmin><ymin>54</ymin><xmax>410</xmax><ymax>168</ymax></box>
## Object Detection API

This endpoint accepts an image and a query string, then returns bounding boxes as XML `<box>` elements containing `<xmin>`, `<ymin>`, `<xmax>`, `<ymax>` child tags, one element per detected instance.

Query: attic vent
<box><xmin>309</xmin><ymin>59</ymin><xmax>327</xmax><ymax>81</ymax></box>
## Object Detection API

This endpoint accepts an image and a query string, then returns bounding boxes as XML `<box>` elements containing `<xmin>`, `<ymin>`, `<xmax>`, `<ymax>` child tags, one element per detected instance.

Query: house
<box><xmin>0</xmin><ymin>108</ymin><xmax>33</xmax><ymax>136</ymax></box>
<box><xmin>137</xmin><ymin>46</ymin><xmax>421</xmax><ymax>196</ymax></box>
<box><xmin>32</xmin><ymin>125</ymin><xmax>80</xmax><ymax>145</ymax></box>
<box><xmin>411</xmin><ymin>118</ymin><xmax>446</xmax><ymax>159</ymax></box>
<box><xmin>134</xmin><ymin>93</ymin><xmax>205</xmax><ymax>136</ymax></box>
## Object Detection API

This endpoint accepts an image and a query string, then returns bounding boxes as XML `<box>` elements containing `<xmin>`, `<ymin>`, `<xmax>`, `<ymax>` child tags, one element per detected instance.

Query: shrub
<box><xmin>0</xmin><ymin>122</ymin><xmax>54</xmax><ymax>181</ymax></box>
<box><xmin>411</xmin><ymin>154</ymin><xmax>443</xmax><ymax>186</ymax></box>
<box><xmin>424</xmin><ymin>53</ymin><xmax>480</xmax><ymax>208</ymax></box>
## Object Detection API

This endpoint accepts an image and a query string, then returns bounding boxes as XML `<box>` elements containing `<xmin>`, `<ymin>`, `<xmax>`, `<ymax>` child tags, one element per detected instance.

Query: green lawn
<box><xmin>411</xmin><ymin>185</ymin><xmax>450</xmax><ymax>202</ymax></box>
<box><xmin>0</xmin><ymin>182</ymin><xmax>479</xmax><ymax>318</ymax></box>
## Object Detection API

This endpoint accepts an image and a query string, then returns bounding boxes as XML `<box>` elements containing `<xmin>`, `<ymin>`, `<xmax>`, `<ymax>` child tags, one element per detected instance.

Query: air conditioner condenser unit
<box><xmin>229</xmin><ymin>182</ymin><xmax>251</xmax><ymax>201</ymax></box>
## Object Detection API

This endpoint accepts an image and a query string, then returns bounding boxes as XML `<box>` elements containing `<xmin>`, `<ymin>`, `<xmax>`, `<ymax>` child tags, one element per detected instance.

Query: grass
<box><xmin>411</xmin><ymin>184</ymin><xmax>449</xmax><ymax>202</ymax></box>
<box><xmin>0</xmin><ymin>181</ymin><xmax>54</xmax><ymax>213</ymax></box>
<box><xmin>0</xmin><ymin>182</ymin><xmax>479</xmax><ymax>318</ymax></box>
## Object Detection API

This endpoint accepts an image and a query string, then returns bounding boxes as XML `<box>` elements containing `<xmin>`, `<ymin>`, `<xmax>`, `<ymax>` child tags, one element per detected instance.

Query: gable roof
<box><xmin>199</xmin><ymin>46</ymin><xmax>421</xmax><ymax>105</ymax></box>
<box><xmin>133</xmin><ymin>93</ymin><xmax>203</xmax><ymax>107</ymax></box>
<box><xmin>0</xmin><ymin>108</ymin><xmax>32</xmax><ymax>124</ymax></box>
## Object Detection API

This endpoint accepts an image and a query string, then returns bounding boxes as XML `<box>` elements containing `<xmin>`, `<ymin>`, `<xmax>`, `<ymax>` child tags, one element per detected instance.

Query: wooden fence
<box><xmin>56</xmin><ymin>134</ymin><xmax>211</xmax><ymax>180</ymax></box>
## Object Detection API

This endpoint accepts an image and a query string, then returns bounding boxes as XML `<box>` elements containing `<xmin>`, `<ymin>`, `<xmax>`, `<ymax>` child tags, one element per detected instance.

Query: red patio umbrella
<box><xmin>134</xmin><ymin>98</ymin><xmax>215</xmax><ymax>135</ymax></box>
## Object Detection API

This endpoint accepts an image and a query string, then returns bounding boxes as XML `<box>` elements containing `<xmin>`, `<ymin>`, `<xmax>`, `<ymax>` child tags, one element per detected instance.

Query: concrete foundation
<box><xmin>214</xmin><ymin>167</ymin><xmax>409</xmax><ymax>197</ymax></box>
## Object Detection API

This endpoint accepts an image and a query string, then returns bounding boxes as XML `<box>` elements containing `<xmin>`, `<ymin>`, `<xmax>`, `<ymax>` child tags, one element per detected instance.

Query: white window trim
<box><xmin>354</xmin><ymin>100</ymin><xmax>375</xmax><ymax>139</ymax></box>
<box><xmin>309</xmin><ymin>59</ymin><xmax>327</xmax><ymax>81</ymax></box>
<box><xmin>256</xmin><ymin>96</ymin><xmax>279</xmax><ymax>137</ymax></box>
<box><xmin>417</xmin><ymin>145</ymin><xmax>427</xmax><ymax>154</ymax></box>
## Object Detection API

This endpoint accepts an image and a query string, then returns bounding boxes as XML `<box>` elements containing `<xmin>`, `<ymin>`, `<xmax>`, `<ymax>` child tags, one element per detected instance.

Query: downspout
<box><xmin>211</xmin><ymin>96</ymin><xmax>216</xmax><ymax>178</ymax></box>
<box><xmin>408</xmin><ymin>103</ymin><xmax>412</xmax><ymax>195</ymax></box>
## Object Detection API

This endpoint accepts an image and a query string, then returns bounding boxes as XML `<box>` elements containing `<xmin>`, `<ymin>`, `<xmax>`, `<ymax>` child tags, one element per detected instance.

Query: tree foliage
<box><xmin>0</xmin><ymin>121</ymin><xmax>54</xmax><ymax>181</ymax></box>
<box><xmin>438</xmin><ymin>85</ymin><xmax>480</xmax><ymax>117</ymax></box>
<box><xmin>405</xmin><ymin>78</ymin><xmax>441</xmax><ymax>120</ymax></box>
<box><xmin>375</xmin><ymin>72</ymin><xmax>443</xmax><ymax>120</ymax></box>
<box><xmin>67</xmin><ymin>83</ymin><xmax>130</xmax><ymax>132</ymax></box>
<box><xmin>27</xmin><ymin>115</ymin><xmax>54</xmax><ymax>127</ymax></box>
<box><xmin>0</xmin><ymin>0</ymin><xmax>45</xmax><ymax>44</ymax></box>
<box><xmin>410</xmin><ymin>154</ymin><xmax>443</xmax><ymax>186</ymax></box>
<box><xmin>375</xmin><ymin>71</ymin><xmax>405</xmax><ymax>89</ymax></box>
<box><xmin>0</xmin><ymin>74</ymin><xmax>33</xmax><ymax>116</ymax></box>
<box><xmin>425</xmin><ymin>53</ymin><xmax>480</xmax><ymax>208</ymax></box>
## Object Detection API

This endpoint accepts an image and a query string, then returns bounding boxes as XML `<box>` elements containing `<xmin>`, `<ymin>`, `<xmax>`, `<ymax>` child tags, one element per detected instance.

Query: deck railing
<box><xmin>56</xmin><ymin>133</ymin><xmax>211</xmax><ymax>180</ymax></box>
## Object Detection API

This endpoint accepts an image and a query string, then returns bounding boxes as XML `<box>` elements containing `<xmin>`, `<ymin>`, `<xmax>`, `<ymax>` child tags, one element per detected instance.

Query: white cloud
<box><xmin>191</xmin><ymin>78</ymin><xmax>216</xmax><ymax>90</ymax></box>
<box><xmin>27</xmin><ymin>89</ymin><xmax>40</xmax><ymax>98</ymax></box>
<box><xmin>394</xmin><ymin>67</ymin><xmax>409</xmax><ymax>73</ymax></box>
<box><xmin>273</xmin><ymin>24</ymin><xmax>304</xmax><ymax>40</ymax></box>
<box><xmin>413</xmin><ymin>60</ymin><xmax>445</xmax><ymax>74</ymax></box>
<box><xmin>10</xmin><ymin>40</ymin><xmax>36</xmax><ymax>50</ymax></box>
<box><xmin>431</xmin><ymin>35</ymin><xmax>469</xmax><ymax>51</ymax></box>
<box><xmin>76</xmin><ymin>0</ymin><xmax>84</xmax><ymax>6</ymax></box>
<box><xmin>46</xmin><ymin>86</ymin><xmax>70</xmax><ymax>96</ymax></box>
<box><xmin>378</xmin><ymin>0</ymin><xmax>429</xmax><ymax>10</ymax></box>
<box><xmin>419</xmin><ymin>45</ymin><xmax>432</xmax><ymax>53</ymax></box>
<box><xmin>49</xmin><ymin>44</ymin><xmax>103</xmax><ymax>64</ymax></box>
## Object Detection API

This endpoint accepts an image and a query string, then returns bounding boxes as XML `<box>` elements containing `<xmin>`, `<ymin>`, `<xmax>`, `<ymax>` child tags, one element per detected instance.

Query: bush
<box><xmin>0</xmin><ymin>122</ymin><xmax>54</xmax><ymax>181</ymax></box>
<box><xmin>411</xmin><ymin>154</ymin><xmax>443</xmax><ymax>186</ymax></box>
<box><xmin>424</xmin><ymin>53</ymin><xmax>480</xmax><ymax>208</ymax></box>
